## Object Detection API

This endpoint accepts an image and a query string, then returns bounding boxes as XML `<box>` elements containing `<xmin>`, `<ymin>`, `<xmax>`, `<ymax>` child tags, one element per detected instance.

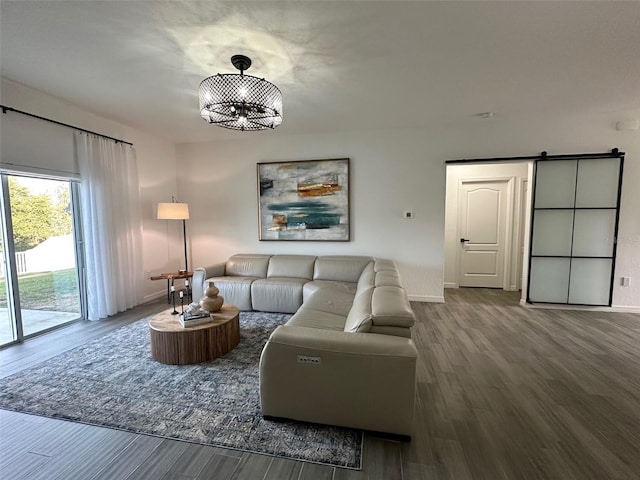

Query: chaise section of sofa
<box><xmin>259</xmin><ymin>326</ymin><xmax>417</xmax><ymax>437</ymax></box>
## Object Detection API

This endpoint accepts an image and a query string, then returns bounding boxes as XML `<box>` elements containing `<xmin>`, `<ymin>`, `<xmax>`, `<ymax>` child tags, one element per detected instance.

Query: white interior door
<box><xmin>458</xmin><ymin>179</ymin><xmax>509</xmax><ymax>288</ymax></box>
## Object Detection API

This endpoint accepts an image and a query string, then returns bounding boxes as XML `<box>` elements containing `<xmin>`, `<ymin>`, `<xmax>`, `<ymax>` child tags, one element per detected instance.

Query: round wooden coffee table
<box><xmin>149</xmin><ymin>304</ymin><xmax>240</xmax><ymax>365</ymax></box>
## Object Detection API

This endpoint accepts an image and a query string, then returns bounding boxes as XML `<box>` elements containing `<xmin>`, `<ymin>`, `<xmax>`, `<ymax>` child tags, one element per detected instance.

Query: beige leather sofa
<box><xmin>192</xmin><ymin>254</ymin><xmax>417</xmax><ymax>437</ymax></box>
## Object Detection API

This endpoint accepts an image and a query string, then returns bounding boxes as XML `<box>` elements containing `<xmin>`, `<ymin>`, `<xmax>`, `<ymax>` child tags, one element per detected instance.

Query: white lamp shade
<box><xmin>157</xmin><ymin>202</ymin><xmax>189</xmax><ymax>220</ymax></box>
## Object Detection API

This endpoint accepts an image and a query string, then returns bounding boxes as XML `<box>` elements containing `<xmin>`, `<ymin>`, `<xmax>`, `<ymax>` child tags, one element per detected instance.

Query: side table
<box><xmin>149</xmin><ymin>305</ymin><xmax>240</xmax><ymax>365</ymax></box>
<box><xmin>150</xmin><ymin>271</ymin><xmax>193</xmax><ymax>304</ymax></box>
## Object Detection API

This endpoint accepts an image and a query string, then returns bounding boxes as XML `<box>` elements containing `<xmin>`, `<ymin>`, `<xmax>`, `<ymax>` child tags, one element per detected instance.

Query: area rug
<box><xmin>0</xmin><ymin>311</ymin><xmax>362</xmax><ymax>469</ymax></box>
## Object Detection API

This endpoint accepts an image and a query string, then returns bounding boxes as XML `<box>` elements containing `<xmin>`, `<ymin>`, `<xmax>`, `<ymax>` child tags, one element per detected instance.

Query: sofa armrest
<box><xmin>259</xmin><ymin>325</ymin><xmax>417</xmax><ymax>436</ymax></box>
<box><xmin>264</xmin><ymin>324</ymin><xmax>417</xmax><ymax>358</ymax></box>
<box><xmin>192</xmin><ymin>262</ymin><xmax>226</xmax><ymax>300</ymax></box>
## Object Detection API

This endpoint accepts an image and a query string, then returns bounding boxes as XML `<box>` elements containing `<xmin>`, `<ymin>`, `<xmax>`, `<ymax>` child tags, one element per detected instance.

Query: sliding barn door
<box><xmin>527</xmin><ymin>155</ymin><xmax>623</xmax><ymax>306</ymax></box>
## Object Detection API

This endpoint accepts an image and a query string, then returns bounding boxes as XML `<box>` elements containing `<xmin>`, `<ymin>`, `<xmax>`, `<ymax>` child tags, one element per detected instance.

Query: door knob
<box><xmin>460</xmin><ymin>238</ymin><xmax>470</xmax><ymax>243</ymax></box>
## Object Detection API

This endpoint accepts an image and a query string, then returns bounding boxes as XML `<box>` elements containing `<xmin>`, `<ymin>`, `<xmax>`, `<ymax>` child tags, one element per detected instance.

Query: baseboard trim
<box><xmin>143</xmin><ymin>290</ymin><xmax>166</xmax><ymax>303</ymax></box>
<box><xmin>409</xmin><ymin>295</ymin><xmax>445</xmax><ymax>303</ymax></box>
<box><xmin>609</xmin><ymin>305</ymin><xmax>640</xmax><ymax>313</ymax></box>
<box><xmin>444</xmin><ymin>282</ymin><xmax>458</xmax><ymax>289</ymax></box>
<box><xmin>521</xmin><ymin>299</ymin><xmax>640</xmax><ymax>314</ymax></box>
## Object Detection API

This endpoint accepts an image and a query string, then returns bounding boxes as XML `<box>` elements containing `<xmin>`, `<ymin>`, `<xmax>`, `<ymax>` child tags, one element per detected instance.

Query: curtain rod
<box><xmin>446</xmin><ymin>148</ymin><xmax>624</xmax><ymax>164</ymax></box>
<box><xmin>1</xmin><ymin>105</ymin><xmax>134</xmax><ymax>146</ymax></box>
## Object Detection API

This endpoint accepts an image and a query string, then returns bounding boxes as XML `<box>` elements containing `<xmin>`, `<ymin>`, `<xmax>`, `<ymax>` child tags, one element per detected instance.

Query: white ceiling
<box><xmin>2</xmin><ymin>1</ymin><xmax>640</xmax><ymax>144</ymax></box>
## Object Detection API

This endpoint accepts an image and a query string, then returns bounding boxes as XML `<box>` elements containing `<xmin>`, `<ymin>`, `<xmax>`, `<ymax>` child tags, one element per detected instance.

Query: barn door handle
<box><xmin>460</xmin><ymin>238</ymin><xmax>470</xmax><ymax>243</ymax></box>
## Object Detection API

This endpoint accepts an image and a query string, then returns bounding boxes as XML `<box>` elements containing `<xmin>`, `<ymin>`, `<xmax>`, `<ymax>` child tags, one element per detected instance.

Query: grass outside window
<box><xmin>0</xmin><ymin>268</ymin><xmax>79</xmax><ymax>313</ymax></box>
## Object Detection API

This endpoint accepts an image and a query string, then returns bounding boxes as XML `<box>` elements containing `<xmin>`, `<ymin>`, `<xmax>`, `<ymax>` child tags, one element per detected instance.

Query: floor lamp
<box><xmin>157</xmin><ymin>197</ymin><xmax>190</xmax><ymax>272</ymax></box>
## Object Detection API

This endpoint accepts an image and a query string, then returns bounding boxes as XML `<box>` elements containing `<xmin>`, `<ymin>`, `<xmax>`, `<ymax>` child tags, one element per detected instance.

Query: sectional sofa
<box><xmin>192</xmin><ymin>254</ymin><xmax>417</xmax><ymax>437</ymax></box>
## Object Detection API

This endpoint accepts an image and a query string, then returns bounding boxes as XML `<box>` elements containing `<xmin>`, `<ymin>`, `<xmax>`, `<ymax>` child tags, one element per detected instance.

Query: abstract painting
<box><xmin>257</xmin><ymin>158</ymin><xmax>350</xmax><ymax>241</ymax></box>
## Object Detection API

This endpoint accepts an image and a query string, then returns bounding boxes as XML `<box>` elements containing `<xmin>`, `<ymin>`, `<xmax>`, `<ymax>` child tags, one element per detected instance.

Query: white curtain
<box><xmin>75</xmin><ymin>133</ymin><xmax>143</xmax><ymax>320</ymax></box>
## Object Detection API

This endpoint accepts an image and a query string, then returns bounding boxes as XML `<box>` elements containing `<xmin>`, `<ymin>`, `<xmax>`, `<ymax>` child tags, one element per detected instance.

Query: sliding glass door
<box><xmin>0</xmin><ymin>174</ymin><xmax>84</xmax><ymax>346</ymax></box>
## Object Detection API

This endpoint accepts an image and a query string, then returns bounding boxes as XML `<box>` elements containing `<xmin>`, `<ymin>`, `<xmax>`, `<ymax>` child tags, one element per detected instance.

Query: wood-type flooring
<box><xmin>1</xmin><ymin>288</ymin><xmax>639</xmax><ymax>479</ymax></box>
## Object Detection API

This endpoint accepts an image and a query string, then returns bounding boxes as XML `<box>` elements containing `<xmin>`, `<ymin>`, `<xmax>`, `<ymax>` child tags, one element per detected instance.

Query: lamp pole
<box><xmin>182</xmin><ymin>218</ymin><xmax>188</xmax><ymax>272</ymax></box>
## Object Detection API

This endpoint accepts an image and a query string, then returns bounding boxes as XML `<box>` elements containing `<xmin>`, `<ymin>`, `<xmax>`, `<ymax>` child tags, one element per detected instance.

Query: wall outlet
<box><xmin>403</xmin><ymin>211</ymin><xmax>414</xmax><ymax>219</ymax></box>
<box><xmin>297</xmin><ymin>355</ymin><xmax>321</xmax><ymax>365</ymax></box>
<box><xmin>621</xmin><ymin>276</ymin><xmax>631</xmax><ymax>286</ymax></box>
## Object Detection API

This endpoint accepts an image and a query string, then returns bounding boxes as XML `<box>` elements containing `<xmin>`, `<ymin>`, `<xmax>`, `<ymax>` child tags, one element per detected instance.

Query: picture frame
<box><xmin>257</xmin><ymin>158</ymin><xmax>350</xmax><ymax>241</ymax></box>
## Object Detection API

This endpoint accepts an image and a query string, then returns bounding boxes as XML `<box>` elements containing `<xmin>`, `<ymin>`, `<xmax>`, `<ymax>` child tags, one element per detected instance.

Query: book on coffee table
<box><xmin>179</xmin><ymin>312</ymin><xmax>212</xmax><ymax>328</ymax></box>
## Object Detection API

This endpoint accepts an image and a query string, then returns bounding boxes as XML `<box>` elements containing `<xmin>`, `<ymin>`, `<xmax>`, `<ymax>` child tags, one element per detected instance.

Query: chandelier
<box><xmin>199</xmin><ymin>55</ymin><xmax>283</xmax><ymax>131</ymax></box>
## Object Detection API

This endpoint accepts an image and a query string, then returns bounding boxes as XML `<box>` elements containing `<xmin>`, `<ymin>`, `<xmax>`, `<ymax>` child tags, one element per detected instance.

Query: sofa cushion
<box><xmin>313</xmin><ymin>256</ymin><xmax>373</xmax><ymax>283</ymax></box>
<box><xmin>303</xmin><ymin>280</ymin><xmax>356</xmax><ymax>302</ymax></box>
<box><xmin>302</xmin><ymin>283</ymin><xmax>356</xmax><ymax>317</ymax></box>
<box><xmin>370</xmin><ymin>325</ymin><xmax>412</xmax><ymax>338</ymax></box>
<box><xmin>356</xmin><ymin>262</ymin><xmax>375</xmax><ymax>291</ymax></box>
<box><xmin>371</xmin><ymin>286</ymin><xmax>415</xmax><ymax>328</ymax></box>
<box><xmin>344</xmin><ymin>287</ymin><xmax>374</xmax><ymax>333</ymax></box>
<box><xmin>374</xmin><ymin>259</ymin><xmax>398</xmax><ymax>272</ymax></box>
<box><xmin>251</xmin><ymin>278</ymin><xmax>306</xmax><ymax>313</ymax></box>
<box><xmin>287</xmin><ymin>308</ymin><xmax>346</xmax><ymax>331</ymax></box>
<box><xmin>205</xmin><ymin>276</ymin><xmax>256</xmax><ymax>311</ymax></box>
<box><xmin>267</xmin><ymin>255</ymin><xmax>316</xmax><ymax>280</ymax></box>
<box><xmin>375</xmin><ymin>270</ymin><xmax>403</xmax><ymax>287</ymax></box>
<box><xmin>226</xmin><ymin>254</ymin><xmax>271</xmax><ymax>277</ymax></box>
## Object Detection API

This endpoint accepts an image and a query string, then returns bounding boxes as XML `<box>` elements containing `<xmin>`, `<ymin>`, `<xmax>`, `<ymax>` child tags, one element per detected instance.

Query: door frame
<box><xmin>0</xmin><ymin>175</ymin><xmax>24</xmax><ymax>342</ymax></box>
<box><xmin>514</xmin><ymin>178</ymin><xmax>529</xmax><ymax>290</ymax></box>
<box><xmin>456</xmin><ymin>176</ymin><xmax>515</xmax><ymax>290</ymax></box>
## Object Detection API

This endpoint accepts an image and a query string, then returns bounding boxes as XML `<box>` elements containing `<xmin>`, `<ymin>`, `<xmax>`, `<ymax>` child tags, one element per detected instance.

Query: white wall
<box><xmin>0</xmin><ymin>78</ymin><xmax>179</xmax><ymax>301</ymax></box>
<box><xmin>178</xmin><ymin>112</ymin><xmax>640</xmax><ymax>308</ymax></box>
<box><xmin>444</xmin><ymin>161</ymin><xmax>531</xmax><ymax>291</ymax></box>
<box><xmin>177</xmin><ymin>129</ymin><xmax>446</xmax><ymax>302</ymax></box>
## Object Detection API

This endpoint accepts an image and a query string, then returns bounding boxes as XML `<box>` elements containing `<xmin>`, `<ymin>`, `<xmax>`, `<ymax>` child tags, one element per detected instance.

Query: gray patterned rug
<box><xmin>0</xmin><ymin>311</ymin><xmax>362</xmax><ymax>469</ymax></box>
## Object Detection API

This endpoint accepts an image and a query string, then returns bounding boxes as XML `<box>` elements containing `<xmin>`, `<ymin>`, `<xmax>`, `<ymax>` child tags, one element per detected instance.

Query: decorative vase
<box><xmin>200</xmin><ymin>282</ymin><xmax>224</xmax><ymax>313</ymax></box>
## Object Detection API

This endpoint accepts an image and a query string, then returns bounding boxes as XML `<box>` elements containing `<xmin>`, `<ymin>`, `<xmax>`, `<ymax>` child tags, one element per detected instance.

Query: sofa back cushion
<box><xmin>313</xmin><ymin>256</ymin><xmax>373</xmax><ymax>283</ymax></box>
<box><xmin>371</xmin><ymin>286</ymin><xmax>415</xmax><ymax>328</ymax></box>
<box><xmin>344</xmin><ymin>287</ymin><xmax>374</xmax><ymax>333</ymax></box>
<box><xmin>344</xmin><ymin>259</ymin><xmax>415</xmax><ymax>335</ymax></box>
<box><xmin>356</xmin><ymin>262</ymin><xmax>376</xmax><ymax>290</ymax></box>
<box><xmin>354</xmin><ymin>259</ymin><xmax>403</xmax><ymax>300</ymax></box>
<box><xmin>226</xmin><ymin>254</ymin><xmax>271</xmax><ymax>277</ymax></box>
<box><xmin>267</xmin><ymin>255</ymin><xmax>316</xmax><ymax>280</ymax></box>
<box><xmin>374</xmin><ymin>270</ymin><xmax>403</xmax><ymax>288</ymax></box>
<box><xmin>374</xmin><ymin>259</ymin><xmax>397</xmax><ymax>272</ymax></box>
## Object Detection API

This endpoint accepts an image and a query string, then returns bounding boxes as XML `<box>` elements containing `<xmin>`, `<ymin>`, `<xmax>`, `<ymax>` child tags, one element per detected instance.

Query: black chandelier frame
<box><xmin>199</xmin><ymin>55</ymin><xmax>283</xmax><ymax>132</ymax></box>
